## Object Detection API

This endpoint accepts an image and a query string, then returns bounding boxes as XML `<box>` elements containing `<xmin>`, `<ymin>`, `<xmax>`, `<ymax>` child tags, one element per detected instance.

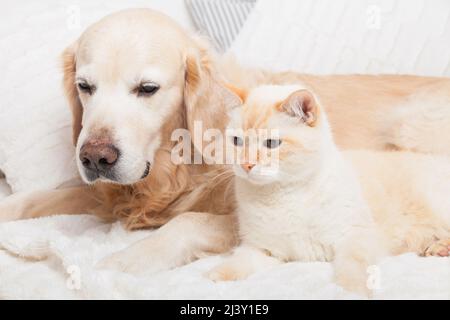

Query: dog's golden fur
<box><xmin>58</xmin><ymin>10</ymin><xmax>236</xmax><ymax>231</ymax></box>
<box><xmin>86</xmin><ymin>46</ymin><xmax>236</xmax><ymax>229</ymax></box>
<box><xmin>1</xmin><ymin>8</ymin><xmax>450</xmax><ymax>274</ymax></box>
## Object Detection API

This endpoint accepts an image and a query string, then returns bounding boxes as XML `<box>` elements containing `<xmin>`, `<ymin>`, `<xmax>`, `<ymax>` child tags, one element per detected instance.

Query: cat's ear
<box><xmin>224</xmin><ymin>83</ymin><xmax>247</xmax><ymax>103</ymax></box>
<box><xmin>278</xmin><ymin>89</ymin><xmax>319</xmax><ymax>127</ymax></box>
<box><xmin>222</xmin><ymin>83</ymin><xmax>245</xmax><ymax>112</ymax></box>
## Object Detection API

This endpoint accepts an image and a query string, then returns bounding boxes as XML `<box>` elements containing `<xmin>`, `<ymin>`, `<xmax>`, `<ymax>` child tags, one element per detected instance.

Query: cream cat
<box><xmin>207</xmin><ymin>84</ymin><xmax>450</xmax><ymax>295</ymax></box>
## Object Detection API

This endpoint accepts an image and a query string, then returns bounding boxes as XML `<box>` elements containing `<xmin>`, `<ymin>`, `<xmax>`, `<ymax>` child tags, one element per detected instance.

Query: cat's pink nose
<box><xmin>241</xmin><ymin>163</ymin><xmax>255</xmax><ymax>172</ymax></box>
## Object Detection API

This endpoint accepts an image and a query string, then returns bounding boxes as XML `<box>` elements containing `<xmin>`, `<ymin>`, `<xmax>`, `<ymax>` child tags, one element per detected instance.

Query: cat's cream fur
<box><xmin>208</xmin><ymin>85</ymin><xmax>450</xmax><ymax>295</ymax></box>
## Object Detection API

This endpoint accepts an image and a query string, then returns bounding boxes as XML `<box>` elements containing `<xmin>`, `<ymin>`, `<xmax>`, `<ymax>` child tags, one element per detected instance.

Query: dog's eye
<box><xmin>263</xmin><ymin>139</ymin><xmax>282</xmax><ymax>149</ymax></box>
<box><xmin>232</xmin><ymin>136</ymin><xmax>243</xmax><ymax>146</ymax></box>
<box><xmin>137</xmin><ymin>82</ymin><xmax>160</xmax><ymax>97</ymax></box>
<box><xmin>77</xmin><ymin>81</ymin><xmax>94</xmax><ymax>95</ymax></box>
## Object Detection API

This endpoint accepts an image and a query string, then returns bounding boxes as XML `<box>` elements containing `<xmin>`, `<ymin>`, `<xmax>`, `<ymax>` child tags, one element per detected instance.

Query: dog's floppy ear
<box><xmin>278</xmin><ymin>89</ymin><xmax>319</xmax><ymax>127</ymax></box>
<box><xmin>61</xmin><ymin>42</ymin><xmax>82</xmax><ymax>146</ymax></box>
<box><xmin>184</xmin><ymin>37</ymin><xmax>240</xmax><ymax>157</ymax></box>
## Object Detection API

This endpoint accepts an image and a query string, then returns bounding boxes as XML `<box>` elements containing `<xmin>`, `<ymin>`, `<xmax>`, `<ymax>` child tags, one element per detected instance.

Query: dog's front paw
<box><xmin>424</xmin><ymin>239</ymin><xmax>450</xmax><ymax>257</ymax></box>
<box><xmin>335</xmin><ymin>274</ymin><xmax>371</xmax><ymax>298</ymax></box>
<box><xmin>97</xmin><ymin>249</ymin><xmax>164</xmax><ymax>275</ymax></box>
<box><xmin>206</xmin><ymin>263</ymin><xmax>250</xmax><ymax>282</ymax></box>
<box><xmin>97</xmin><ymin>250</ymin><xmax>142</xmax><ymax>274</ymax></box>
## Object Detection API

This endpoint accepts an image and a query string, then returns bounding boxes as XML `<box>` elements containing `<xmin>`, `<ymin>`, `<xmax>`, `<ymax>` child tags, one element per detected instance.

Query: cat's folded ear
<box><xmin>278</xmin><ymin>89</ymin><xmax>319</xmax><ymax>127</ymax></box>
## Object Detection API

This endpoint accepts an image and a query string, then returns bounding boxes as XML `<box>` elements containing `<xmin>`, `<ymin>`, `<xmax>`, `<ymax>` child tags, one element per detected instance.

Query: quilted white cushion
<box><xmin>229</xmin><ymin>0</ymin><xmax>450</xmax><ymax>76</ymax></box>
<box><xmin>185</xmin><ymin>0</ymin><xmax>256</xmax><ymax>51</ymax></box>
<box><xmin>0</xmin><ymin>0</ymin><xmax>193</xmax><ymax>193</ymax></box>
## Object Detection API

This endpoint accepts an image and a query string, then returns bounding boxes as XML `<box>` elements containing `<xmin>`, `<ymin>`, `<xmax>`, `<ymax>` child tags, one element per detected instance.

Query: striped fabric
<box><xmin>186</xmin><ymin>0</ymin><xmax>256</xmax><ymax>51</ymax></box>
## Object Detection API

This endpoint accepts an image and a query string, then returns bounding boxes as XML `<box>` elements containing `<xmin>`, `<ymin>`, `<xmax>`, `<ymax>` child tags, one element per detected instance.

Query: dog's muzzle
<box><xmin>79</xmin><ymin>139</ymin><xmax>120</xmax><ymax>182</ymax></box>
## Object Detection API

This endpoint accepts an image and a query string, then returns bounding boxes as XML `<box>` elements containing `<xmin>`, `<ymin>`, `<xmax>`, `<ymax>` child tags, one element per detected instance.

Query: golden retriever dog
<box><xmin>0</xmin><ymin>8</ymin><xmax>449</xmax><ymax>274</ymax></box>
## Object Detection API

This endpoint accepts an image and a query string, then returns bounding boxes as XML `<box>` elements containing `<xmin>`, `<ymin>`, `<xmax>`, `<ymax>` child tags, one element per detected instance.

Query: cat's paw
<box><xmin>206</xmin><ymin>263</ymin><xmax>250</xmax><ymax>282</ymax></box>
<box><xmin>423</xmin><ymin>239</ymin><xmax>450</xmax><ymax>257</ymax></box>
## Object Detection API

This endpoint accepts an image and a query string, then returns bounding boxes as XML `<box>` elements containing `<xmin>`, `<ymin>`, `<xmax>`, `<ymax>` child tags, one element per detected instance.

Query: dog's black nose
<box><xmin>80</xmin><ymin>140</ymin><xmax>119</xmax><ymax>172</ymax></box>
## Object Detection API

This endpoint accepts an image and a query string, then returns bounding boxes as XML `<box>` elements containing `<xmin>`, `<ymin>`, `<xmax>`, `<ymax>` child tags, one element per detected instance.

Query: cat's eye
<box><xmin>232</xmin><ymin>136</ymin><xmax>243</xmax><ymax>146</ymax></box>
<box><xmin>263</xmin><ymin>139</ymin><xmax>282</xmax><ymax>149</ymax></box>
<box><xmin>137</xmin><ymin>82</ymin><xmax>160</xmax><ymax>97</ymax></box>
<box><xmin>77</xmin><ymin>81</ymin><xmax>94</xmax><ymax>95</ymax></box>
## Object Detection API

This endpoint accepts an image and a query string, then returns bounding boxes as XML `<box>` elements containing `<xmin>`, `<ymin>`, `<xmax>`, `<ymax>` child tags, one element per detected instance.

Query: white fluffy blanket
<box><xmin>0</xmin><ymin>0</ymin><xmax>449</xmax><ymax>300</ymax></box>
<box><xmin>0</xmin><ymin>214</ymin><xmax>448</xmax><ymax>299</ymax></box>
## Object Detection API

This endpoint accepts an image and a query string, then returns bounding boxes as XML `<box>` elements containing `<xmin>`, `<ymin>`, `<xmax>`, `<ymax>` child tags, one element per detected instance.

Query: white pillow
<box><xmin>229</xmin><ymin>0</ymin><xmax>450</xmax><ymax>76</ymax></box>
<box><xmin>0</xmin><ymin>0</ymin><xmax>194</xmax><ymax>193</ymax></box>
<box><xmin>185</xmin><ymin>0</ymin><xmax>256</xmax><ymax>51</ymax></box>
